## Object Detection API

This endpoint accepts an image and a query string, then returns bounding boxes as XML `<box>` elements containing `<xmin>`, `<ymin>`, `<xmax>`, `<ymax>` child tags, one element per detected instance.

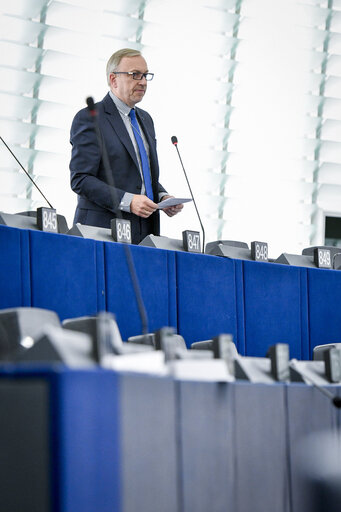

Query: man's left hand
<box><xmin>161</xmin><ymin>195</ymin><xmax>184</xmax><ymax>217</ymax></box>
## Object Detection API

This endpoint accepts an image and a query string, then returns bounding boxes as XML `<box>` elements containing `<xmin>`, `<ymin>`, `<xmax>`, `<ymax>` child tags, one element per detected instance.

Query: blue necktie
<box><xmin>129</xmin><ymin>108</ymin><xmax>154</xmax><ymax>201</ymax></box>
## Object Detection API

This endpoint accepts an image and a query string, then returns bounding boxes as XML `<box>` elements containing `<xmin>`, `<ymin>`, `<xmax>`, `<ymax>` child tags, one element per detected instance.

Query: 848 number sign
<box><xmin>251</xmin><ymin>241</ymin><xmax>268</xmax><ymax>262</ymax></box>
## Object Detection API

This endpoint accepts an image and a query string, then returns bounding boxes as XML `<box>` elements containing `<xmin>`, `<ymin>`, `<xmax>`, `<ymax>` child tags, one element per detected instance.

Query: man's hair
<box><xmin>106</xmin><ymin>48</ymin><xmax>142</xmax><ymax>85</ymax></box>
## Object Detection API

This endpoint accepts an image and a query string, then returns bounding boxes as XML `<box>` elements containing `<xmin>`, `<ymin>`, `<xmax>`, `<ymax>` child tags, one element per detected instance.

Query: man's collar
<box><xmin>109</xmin><ymin>90</ymin><xmax>131</xmax><ymax>116</ymax></box>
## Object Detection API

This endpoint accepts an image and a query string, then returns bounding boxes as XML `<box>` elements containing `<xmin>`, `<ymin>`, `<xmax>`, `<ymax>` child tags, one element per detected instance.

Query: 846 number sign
<box><xmin>111</xmin><ymin>219</ymin><xmax>132</xmax><ymax>244</ymax></box>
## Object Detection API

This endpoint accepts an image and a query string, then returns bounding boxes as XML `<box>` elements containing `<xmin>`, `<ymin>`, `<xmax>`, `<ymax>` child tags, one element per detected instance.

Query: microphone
<box><xmin>171</xmin><ymin>135</ymin><xmax>205</xmax><ymax>253</ymax></box>
<box><xmin>85</xmin><ymin>97</ymin><xmax>149</xmax><ymax>335</ymax></box>
<box><xmin>0</xmin><ymin>135</ymin><xmax>54</xmax><ymax>209</ymax></box>
<box><xmin>333</xmin><ymin>395</ymin><xmax>341</xmax><ymax>408</ymax></box>
<box><xmin>86</xmin><ymin>97</ymin><xmax>97</xmax><ymax>117</ymax></box>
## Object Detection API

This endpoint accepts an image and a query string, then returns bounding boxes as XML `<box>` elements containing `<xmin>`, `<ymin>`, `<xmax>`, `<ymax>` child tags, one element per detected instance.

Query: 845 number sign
<box><xmin>37</xmin><ymin>207</ymin><xmax>58</xmax><ymax>233</ymax></box>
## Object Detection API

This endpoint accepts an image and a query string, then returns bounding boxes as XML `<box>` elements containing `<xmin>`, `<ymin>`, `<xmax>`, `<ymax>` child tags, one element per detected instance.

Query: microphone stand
<box><xmin>86</xmin><ymin>97</ymin><xmax>149</xmax><ymax>335</ymax></box>
<box><xmin>171</xmin><ymin>136</ymin><xmax>205</xmax><ymax>253</ymax></box>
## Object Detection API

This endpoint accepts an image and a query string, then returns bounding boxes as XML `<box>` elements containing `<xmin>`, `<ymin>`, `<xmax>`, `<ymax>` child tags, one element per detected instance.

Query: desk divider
<box><xmin>166</xmin><ymin>250</ymin><xmax>177</xmax><ymax>329</ymax></box>
<box><xmin>299</xmin><ymin>268</ymin><xmax>310</xmax><ymax>361</ymax></box>
<box><xmin>95</xmin><ymin>242</ymin><xmax>106</xmax><ymax>312</ymax></box>
<box><xmin>234</xmin><ymin>259</ymin><xmax>246</xmax><ymax>355</ymax></box>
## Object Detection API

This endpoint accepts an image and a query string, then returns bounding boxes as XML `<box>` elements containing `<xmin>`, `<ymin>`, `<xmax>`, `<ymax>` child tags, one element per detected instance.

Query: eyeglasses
<box><xmin>113</xmin><ymin>71</ymin><xmax>154</xmax><ymax>81</ymax></box>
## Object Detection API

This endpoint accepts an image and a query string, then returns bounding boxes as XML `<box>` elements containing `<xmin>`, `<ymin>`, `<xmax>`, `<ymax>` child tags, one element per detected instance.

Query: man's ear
<box><xmin>109</xmin><ymin>73</ymin><xmax>117</xmax><ymax>89</ymax></box>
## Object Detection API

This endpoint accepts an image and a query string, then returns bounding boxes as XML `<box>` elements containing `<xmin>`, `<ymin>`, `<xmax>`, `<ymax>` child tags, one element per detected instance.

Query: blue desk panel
<box><xmin>104</xmin><ymin>243</ymin><xmax>177</xmax><ymax>340</ymax></box>
<box><xmin>50</xmin><ymin>370</ymin><xmax>120</xmax><ymax>512</ymax></box>
<box><xmin>0</xmin><ymin>367</ymin><xmax>121</xmax><ymax>512</ymax></box>
<box><xmin>29</xmin><ymin>231</ymin><xmax>104</xmax><ymax>321</ymax></box>
<box><xmin>175</xmin><ymin>252</ymin><xmax>239</xmax><ymax>349</ymax></box>
<box><xmin>307</xmin><ymin>268</ymin><xmax>341</xmax><ymax>357</ymax></box>
<box><xmin>242</xmin><ymin>260</ymin><xmax>307</xmax><ymax>358</ymax></box>
<box><xmin>0</xmin><ymin>225</ymin><xmax>30</xmax><ymax>307</ymax></box>
<box><xmin>3</xmin><ymin>224</ymin><xmax>341</xmax><ymax>361</ymax></box>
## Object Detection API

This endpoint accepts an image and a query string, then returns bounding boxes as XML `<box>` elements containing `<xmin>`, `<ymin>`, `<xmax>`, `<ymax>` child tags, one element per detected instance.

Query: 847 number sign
<box><xmin>182</xmin><ymin>230</ymin><xmax>201</xmax><ymax>253</ymax></box>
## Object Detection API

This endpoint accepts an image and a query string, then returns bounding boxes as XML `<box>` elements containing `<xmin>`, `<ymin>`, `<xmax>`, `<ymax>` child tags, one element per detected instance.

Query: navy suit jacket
<box><xmin>69</xmin><ymin>93</ymin><xmax>166</xmax><ymax>244</ymax></box>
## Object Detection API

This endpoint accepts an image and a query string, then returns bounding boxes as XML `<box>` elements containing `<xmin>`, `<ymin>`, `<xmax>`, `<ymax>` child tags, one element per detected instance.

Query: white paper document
<box><xmin>157</xmin><ymin>197</ymin><xmax>192</xmax><ymax>209</ymax></box>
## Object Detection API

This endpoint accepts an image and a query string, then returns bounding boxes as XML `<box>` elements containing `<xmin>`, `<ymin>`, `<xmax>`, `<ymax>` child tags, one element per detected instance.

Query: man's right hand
<box><xmin>130</xmin><ymin>195</ymin><xmax>158</xmax><ymax>218</ymax></box>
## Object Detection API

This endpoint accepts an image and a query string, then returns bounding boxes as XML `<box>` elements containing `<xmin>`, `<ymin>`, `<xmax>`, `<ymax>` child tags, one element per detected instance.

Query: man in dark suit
<box><xmin>69</xmin><ymin>48</ymin><xmax>183</xmax><ymax>244</ymax></box>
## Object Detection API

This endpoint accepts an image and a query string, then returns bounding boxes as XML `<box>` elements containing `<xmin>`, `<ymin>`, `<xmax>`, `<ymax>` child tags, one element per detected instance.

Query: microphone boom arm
<box><xmin>1</xmin><ymin>135</ymin><xmax>54</xmax><ymax>209</ymax></box>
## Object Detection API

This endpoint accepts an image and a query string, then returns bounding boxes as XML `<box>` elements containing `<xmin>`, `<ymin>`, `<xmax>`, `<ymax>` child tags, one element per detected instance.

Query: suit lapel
<box><xmin>102</xmin><ymin>93</ymin><xmax>139</xmax><ymax>169</ymax></box>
